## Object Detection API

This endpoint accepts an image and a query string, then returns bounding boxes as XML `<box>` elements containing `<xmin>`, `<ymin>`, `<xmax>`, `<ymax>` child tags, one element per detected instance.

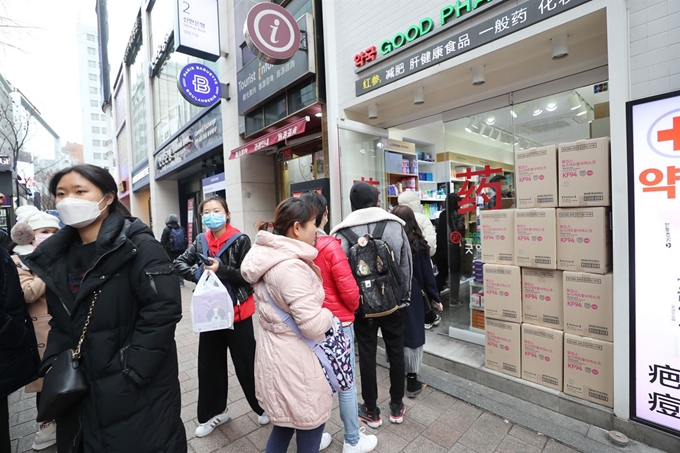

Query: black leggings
<box><xmin>266</xmin><ymin>424</ymin><xmax>325</xmax><ymax>453</ymax></box>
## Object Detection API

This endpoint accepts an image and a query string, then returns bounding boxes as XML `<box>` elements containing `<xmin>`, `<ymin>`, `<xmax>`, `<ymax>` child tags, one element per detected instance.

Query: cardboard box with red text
<box><xmin>563</xmin><ymin>272</ymin><xmax>613</xmax><ymax>342</ymax></box>
<box><xmin>522</xmin><ymin>324</ymin><xmax>564</xmax><ymax>391</ymax></box>
<box><xmin>522</xmin><ymin>269</ymin><xmax>563</xmax><ymax>329</ymax></box>
<box><xmin>483</xmin><ymin>264</ymin><xmax>522</xmax><ymax>323</ymax></box>
<box><xmin>558</xmin><ymin>138</ymin><xmax>611</xmax><ymax>207</ymax></box>
<box><xmin>485</xmin><ymin>318</ymin><xmax>521</xmax><ymax>378</ymax></box>
<box><xmin>557</xmin><ymin>208</ymin><xmax>611</xmax><ymax>274</ymax></box>
<box><xmin>515</xmin><ymin>209</ymin><xmax>557</xmax><ymax>269</ymax></box>
<box><xmin>564</xmin><ymin>334</ymin><xmax>614</xmax><ymax>408</ymax></box>
<box><xmin>480</xmin><ymin>210</ymin><xmax>515</xmax><ymax>265</ymax></box>
<box><xmin>516</xmin><ymin>145</ymin><xmax>558</xmax><ymax>208</ymax></box>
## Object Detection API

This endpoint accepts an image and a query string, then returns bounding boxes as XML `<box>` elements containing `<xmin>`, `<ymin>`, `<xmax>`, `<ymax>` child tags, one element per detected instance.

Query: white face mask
<box><xmin>57</xmin><ymin>196</ymin><xmax>107</xmax><ymax>229</ymax></box>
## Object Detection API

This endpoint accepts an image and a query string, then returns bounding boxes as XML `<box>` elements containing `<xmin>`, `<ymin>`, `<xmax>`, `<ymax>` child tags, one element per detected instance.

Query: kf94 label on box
<box><xmin>564</xmin><ymin>334</ymin><xmax>614</xmax><ymax>408</ymax></box>
<box><xmin>483</xmin><ymin>264</ymin><xmax>521</xmax><ymax>322</ymax></box>
<box><xmin>563</xmin><ymin>272</ymin><xmax>613</xmax><ymax>341</ymax></box>
<box><xmin>515</xmin><ymin>209</ymin><xmax>557</xmax><ymax>269</ymax></box>
<box><xmin>480</xmin><ymin>210</ymin><xmax>515</xmax><ymax>265</ymax></box>
<box><xmin>557</xmin><ymin>208</ymin><xmax>612</xmax><ymax>274</ymax></box>
<box><xmin>522</xmin><ymin>324</ymin><xmax>564</xmax><ymax>391</ymax></box>
<box><xmin>558</xmin><ymin>138</ymin><xmax>611</xmax><ymax>207</ymax></box>
<box><xmin>485</xmin><ymin>318</ymin><xmax>521</xmax><ymax>378</ymax></box>
<box><xmin>516</xmin><ymin>145</ymin><xmax>558</xmax><ymax>208</ymax></box>
<box><xmin>522</xmin><ymin>269</ymin><xmax>563</xmax><ymax>329</ymax></box>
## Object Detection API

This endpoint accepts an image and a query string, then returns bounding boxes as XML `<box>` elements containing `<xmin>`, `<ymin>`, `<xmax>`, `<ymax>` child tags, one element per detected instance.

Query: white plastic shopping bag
<box><xmin>191</xmin><ymin>270</ymin><xmax>234</xmax><ymax>333</ymax></box>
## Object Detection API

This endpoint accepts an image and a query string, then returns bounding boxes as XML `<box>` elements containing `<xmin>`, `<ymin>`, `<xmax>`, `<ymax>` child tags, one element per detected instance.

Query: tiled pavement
<box><xmin>8</xmin><ymin>285</ymin><xmax>594</xmax><ymax>453</ymax></box>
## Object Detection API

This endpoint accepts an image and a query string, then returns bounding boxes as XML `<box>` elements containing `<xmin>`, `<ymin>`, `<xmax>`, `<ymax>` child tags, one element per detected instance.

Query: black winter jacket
<box><xmin>22</xmin><ymin>212</ymin><xmax>186</xmax><ymax>453</ymax></box>
<box><xmin>0</xmin><ymin>246</ymin><xmax>39</xmax><ymax>397</ymax></box>
<box><xmin>174</xmin><ymin>232</ymin><xmax>254</xmax><ymax>305</ymax></box>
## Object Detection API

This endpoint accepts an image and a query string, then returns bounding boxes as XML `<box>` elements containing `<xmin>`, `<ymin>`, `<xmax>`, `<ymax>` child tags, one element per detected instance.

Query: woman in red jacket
<box><xmin>300</xmin><ymin>192</ymin><xmax>378</xmax><ymax>453</ymax></box>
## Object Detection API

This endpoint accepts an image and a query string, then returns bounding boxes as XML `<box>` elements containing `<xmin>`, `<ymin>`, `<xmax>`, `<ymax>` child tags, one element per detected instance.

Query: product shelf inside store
<box><xmin>387</xmin><ymin>172</ymin><xmax>418</xmax><ymax>177</ymax></box>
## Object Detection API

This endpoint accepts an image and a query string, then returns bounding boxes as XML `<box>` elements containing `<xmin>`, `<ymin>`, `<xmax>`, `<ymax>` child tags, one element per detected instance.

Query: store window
<box><xmin>90</xmin><ymin>100</ymin><xmax>98</xmax><ymax>107</ymax></box>
<box><xmin>91</xmin><ymin>113</ymin><xmax>99</xmax><ymax>120</ymax></box>
<box><xmin>130</xmin><ymin>40</ymin><xmax>148</xmax><ymax>166</ymax></box>
<box><xmin>93</xmin><ymin>139</ymin><xmax>101</xmax><ymax>146</ymax></box>
<box><xmin>338</xmin><ymin>129</ymin><xmax>385</xmax><ymax>218</ymax></box>
<box><xmin>93</xmin><ymin>152</ymin><xmax>102</xmax><ymax>160</ymax></box>
<box><xmin>89</xmin><ymin>87</ymin><xmax>98</xmax><ymax>94</ymax></box>
<box><xmin>101</xmin><ymin>114</ymin><xmax>106</xmax><ymax>121</ymax></box>
<box><xmin>151</xmin><ymin>50</ymin><xmax>217</xmax><ymax>147</ymax></box>
<box><xmin>437</xmin><ymin>83</ymin><xmax>611</xmax><ymax>339</ymax></box>
<box><xmin>88</xmin><ymin>60</ymin><xmax>97</xmax><ymax>68</ymax></box>
<box><xmin>92</xmin><ymin>126</ymin><xmax>100</xmax><ymax>134</ymax></box>
<box><xmin>87</xmin><ymin>33</ymin><xmax>96</xmax><ymax>42</ymax></box>
<box><xmin>88</xmin><ymin>47</ymin><xmax>96</xmax><ymax>55</ymax></box>
<box><xmin>287</xmin><ymin>79</ymin><xmax>316</xmax><ymax>113</ymax></box>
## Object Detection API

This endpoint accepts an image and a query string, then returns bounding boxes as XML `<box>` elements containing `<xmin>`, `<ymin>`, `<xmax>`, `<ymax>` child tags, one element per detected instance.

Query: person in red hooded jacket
<box><xmin>300</xmin><ymin>192</ymin><xmax>378</xmax><ymax>453</ymax></box>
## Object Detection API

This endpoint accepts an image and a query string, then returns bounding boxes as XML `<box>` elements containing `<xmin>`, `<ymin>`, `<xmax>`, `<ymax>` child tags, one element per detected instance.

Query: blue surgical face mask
<box><xmin>202</xmin><ymin>213</ymin><xmax>227</xmax><ymax>231</ymax></box>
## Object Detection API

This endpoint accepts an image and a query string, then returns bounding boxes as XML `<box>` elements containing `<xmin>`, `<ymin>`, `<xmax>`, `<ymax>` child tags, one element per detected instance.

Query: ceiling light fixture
<box><xmin>486</xmin><ymin>115</ymin><xmax>496</xmax><ymax>125</ymax></box>
<box><xmin>368</xmin><ymin>103</ymin><xmax>378</xmax><ymax>119</ymax></box>
<box><xmin>532</xmin><ymin>102</ymin><xmax>543</xmax><ymax>116</ymax></box>
<box><xmin>510</xmin><ymin>109</ymin><xmax>517</xmax><ymax>118</ymax></box>
<box><xmin>315</xmin><ymin>112</ymin><xmax>322</xmax><ymax>118</ymax></box>
<box><xmin>414</xmin><ymin>86</ymin><xmax>425</xmax><ymax>105</ymax></box>
<box><xmin>465</xmin><ymin>119</ymin><xmax>475</xmax><ymax>133</ymax></box>
<box><xmin>472</xmin><ymin>65</ymin><xmax>485</xmax><ymax>86</ymax></box>
<box><xmin>545</xmin><ymin>96</ymin><xmax>558</xmax><ymax>112</ymax></box>
<box><xmin>551</xmin><ymin>34</ymin><xmax>569</xmax><ymax>60</ymax></box>
<box><xmin>470</xmin><ymin>117</ymin><xmax>482</xmax><ymax>133</ymax></box>
<box><xmin>569</xmin><ymin>93</ymin><xmax>581</xmax><ymax>110</ymax></box>
<box><xmin>577</xmin><ymin>106</ymin><xmax>588</xmax><ymax>116</ymax></box>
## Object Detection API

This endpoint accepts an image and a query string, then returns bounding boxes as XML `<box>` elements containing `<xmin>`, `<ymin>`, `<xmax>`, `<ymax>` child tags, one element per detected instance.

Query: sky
<box><xmin>0</xmin><ymin>0</ymin><xmax>140</xmax><ymax>147</ymax></box>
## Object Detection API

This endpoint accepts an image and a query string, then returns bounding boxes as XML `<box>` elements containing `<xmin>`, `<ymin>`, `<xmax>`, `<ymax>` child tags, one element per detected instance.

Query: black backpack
<box><xmin>169</xmin><ymin>227</ymin><xmax>187</xmax><ymax>252</ymax></box>
<box><xmin>340</xmin><ymin>221</ymin><xmax>405</xmax><ymax>318</ymax></box>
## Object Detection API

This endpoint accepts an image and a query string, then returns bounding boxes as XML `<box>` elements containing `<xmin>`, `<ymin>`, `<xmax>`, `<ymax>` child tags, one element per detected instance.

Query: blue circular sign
<box><xmin>177</xmin><ymin>63</ymin><xmax>221</xmax><ymax>107</ymax></box>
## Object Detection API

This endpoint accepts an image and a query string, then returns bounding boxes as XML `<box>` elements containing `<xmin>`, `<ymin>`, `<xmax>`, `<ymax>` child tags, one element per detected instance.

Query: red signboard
<box><xmin>456</xmin><ymin>165</ymin><xmax>503</xmax><ymax>214</ymax></box>
<box><xmin>229</xmin><ymin>118</ymin><xmax>307</xmax><ymax>160</ymax></box>
<box><xmin>187</xmin><ymin>198</ymin><xmax>195</xmax><ymax>247</ymax></box>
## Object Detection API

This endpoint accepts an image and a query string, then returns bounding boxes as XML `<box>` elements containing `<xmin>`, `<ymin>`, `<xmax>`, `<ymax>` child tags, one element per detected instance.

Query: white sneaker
<box><xmin>257</xmin><ymin>412</ymin><xmax>270</xmax><ymax>425</ymax></box>
<box><xmin>319</xmin><ymin>432</ymin><xmax>332</xmax><ymax>450</ymax></box>
<box><xmin>342</xmin><ymin>428</ymin><xmax>378</xmax><ymax>453</ymax></box>
<box><xmin>195</xmin><ymin>412</ymin><xmax>230</xmax><ymax>438</ymax></box>
<box><xmin>32</xmin><ymin>421</ymin><xmax>57</xmax><ymax>451</ymax></box>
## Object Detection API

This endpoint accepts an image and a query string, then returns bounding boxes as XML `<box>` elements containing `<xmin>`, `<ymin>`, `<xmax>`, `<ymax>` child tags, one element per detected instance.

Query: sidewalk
<box><xmin>6</xmin><ymin>285</ymin><xmax>662</xmax><ymax>453</ymax></box>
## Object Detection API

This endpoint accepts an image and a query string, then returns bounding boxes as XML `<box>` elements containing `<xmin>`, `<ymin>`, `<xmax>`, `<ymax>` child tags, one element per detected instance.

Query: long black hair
<box><xmin>392</xmin><ymin>205</ymin><xmax>429</xmax><ymax>255</ymax></box>
<box><xmin>447</xmin><ymin>193</ymin><xmax>462</xmax><ymax>232</ymax></box>
<box><xmin>49</xmin><ymin>164</ymin><xmax>130</xmax><ymax>216</ymax></box>
<box><xmin>299</xmin><ymin>191</ymin><xmax>327</xmax><ymax>227</ymax></box>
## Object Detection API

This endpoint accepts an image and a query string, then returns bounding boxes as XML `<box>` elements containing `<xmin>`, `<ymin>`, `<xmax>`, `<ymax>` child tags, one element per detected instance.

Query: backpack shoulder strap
<box><xmin>339</xmin><ymin>228</ymin><xmax>360</xmax><ymax>245</ymax></box>
<box><xmin>199</xmin><ymin>233</ymin><xmax>209</xmax><ymax>256</ymax></box>
<box><xmin>372</xmin><ymin>220</ymin><xmax>388</xmax><ymax>239</ymax></box>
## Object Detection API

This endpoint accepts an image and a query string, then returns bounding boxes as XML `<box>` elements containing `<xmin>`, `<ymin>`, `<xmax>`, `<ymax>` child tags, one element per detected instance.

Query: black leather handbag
<box><xmin>421</xmin><ymin>289</ymin><xmax>435</xmax><ymax>316</ymax></box>
<box><xmin>37</xmin><ymin>290</ymin><xmax>100</xmax><ymax>422</ymax></box>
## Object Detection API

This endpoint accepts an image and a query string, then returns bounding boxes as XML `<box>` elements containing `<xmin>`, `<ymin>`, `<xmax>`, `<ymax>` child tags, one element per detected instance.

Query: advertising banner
<box><xmin>628</xmin><ymin>90</ymin><xmax>680</xmax><ymax>434</ymax></box>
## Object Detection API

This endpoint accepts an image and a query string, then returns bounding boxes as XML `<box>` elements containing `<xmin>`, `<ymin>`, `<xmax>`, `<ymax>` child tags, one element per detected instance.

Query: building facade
<box><xmin>112</xmin><ymin>0</ymin><xmax>679</xmax><ymax>449</ymax></box>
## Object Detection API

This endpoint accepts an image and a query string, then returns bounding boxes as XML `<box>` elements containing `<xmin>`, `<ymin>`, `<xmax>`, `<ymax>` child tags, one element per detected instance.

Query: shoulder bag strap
<box><xmin>262</xmin><ymin>286</ymin><xmax>339</xmax><ymax>390</ymax></box>
<box><xmin>74</xmin><ymin>289</ymin><xmax>101</xmax><ymax>359</ymax></box>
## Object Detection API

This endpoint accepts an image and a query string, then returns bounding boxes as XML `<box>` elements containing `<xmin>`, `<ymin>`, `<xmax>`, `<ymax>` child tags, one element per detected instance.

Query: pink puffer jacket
<box><xmin>241</xmin><ymin>231</ymin><xmax>334</xmax><ymax>429</ymax></box>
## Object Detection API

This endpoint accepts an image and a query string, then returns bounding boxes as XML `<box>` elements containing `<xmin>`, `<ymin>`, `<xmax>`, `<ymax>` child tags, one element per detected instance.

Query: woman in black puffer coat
<box><xmin>22</xmin><ymin>165</ymin><xmax>186</xmax><ymax>453</ymax></box>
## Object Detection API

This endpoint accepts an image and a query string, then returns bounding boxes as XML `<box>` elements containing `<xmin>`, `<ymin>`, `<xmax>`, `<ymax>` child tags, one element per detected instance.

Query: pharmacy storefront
<box><xmin>323</xmin><ymin>0</ymin><xmax>678</xmax><ymax>449</ymax></box>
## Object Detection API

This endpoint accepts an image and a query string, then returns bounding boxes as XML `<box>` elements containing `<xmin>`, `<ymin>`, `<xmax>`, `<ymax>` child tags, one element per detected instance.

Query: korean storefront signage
<box><xmin>356</xmin><ymin>0</ymin><xmax>591</xmax><ymax>96</ymax></box>
<box><xmin>229</xmin><ymin>117</ymin><xmax>307</xmax><ymax>160</ymax></box>
<box><xmin>131</xmin><ymin>165</ymin><xmax>150</xmax><ymax>191</ymax></box>
<box><xmin>177</xmin><ymin>63</ymin><xmax>221</xmax><ymax>107</ymax></box>
<box><xmin>202</xmin><ymin>172</ymin><xmax>226</xmax><ymax>196</ymax></box>
<box><xmin>237</xmin><ymin>14</ymin><xmax>315</xmax><ymax>115</ymax></box>
<box><xmin>0</xmin><ymin>155</ymin><xmax>10</xmax><ymax>171</ymax></box>
<box><xmin>154</xmin><ymin>105</ymin><xmax>222</xmax><ymax>179</ymax></box>
<box><xmin>354</xmin><ymin>0</ymin><xmax>502</xmax><ymax>67</ymax></box>
<box><xmin>244</xmin><ymin>2</ymin><xmax>301</xmax><ymax>65</ymax></box>
<box><xmin>174</xmin><ymin>0</ymin><xmax>221</xmax><ymax>61</ymax></box>
<box><xmin>627</xmin><ymin>90</ymin><xmax>680</xmax><ymax>435</ymax></box>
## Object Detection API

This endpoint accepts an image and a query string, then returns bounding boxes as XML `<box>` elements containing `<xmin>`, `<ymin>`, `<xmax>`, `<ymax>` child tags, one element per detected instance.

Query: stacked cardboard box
<box><xmin>480</xmin><ymin>138</ymin><xmax>614</xmax><ymax>405</ymax></box>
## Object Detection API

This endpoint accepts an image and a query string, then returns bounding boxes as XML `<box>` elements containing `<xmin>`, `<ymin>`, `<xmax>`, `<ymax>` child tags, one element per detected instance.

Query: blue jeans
<box><xmin>266</xmin><ymin>424</ymin><xmax>325</xmax><ymax>453</ymax></box>
<box><xmin>338</xmin><ymin>324</ymin><xmax>360</xmax><ymax>446</ymax></box>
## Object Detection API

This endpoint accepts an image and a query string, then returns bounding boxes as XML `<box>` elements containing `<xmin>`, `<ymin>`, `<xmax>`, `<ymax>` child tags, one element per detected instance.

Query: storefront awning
<box><xmin>229</xmin><ymin>118</ymin><xmax>308</xmax><ymax>160</ymax></box>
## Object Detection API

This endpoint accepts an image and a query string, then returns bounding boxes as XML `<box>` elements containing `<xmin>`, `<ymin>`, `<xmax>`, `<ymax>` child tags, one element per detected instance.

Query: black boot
<box><xmin>405</xmin><ymin>373</ymin><xmax>426</xmax><ymax>398</ymax></box>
